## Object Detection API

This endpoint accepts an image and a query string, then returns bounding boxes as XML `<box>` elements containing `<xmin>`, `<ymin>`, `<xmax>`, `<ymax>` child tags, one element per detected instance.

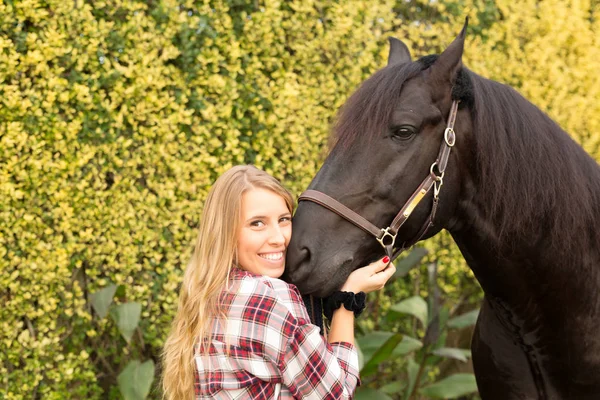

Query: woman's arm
<box><xmin>327</xmin><ymin>307</ymin><xmax>355</xmax><ymax>345</ymax></box>
<box><xmin>252</xmin><ymin>278</ymin><xmax>361</xmax><ymax>399</ymax></box>
<box><xmin>327</xmin><ymin>256</ymin><xmax>396</xmax><ymax>346</ymax></box>
<box><xmin>278</xmin><ymin>320</ymin><xmax>360</xmax><ymax>399</ymax></box>
<box><xmin>276</xmin><ymin>258</ymin><xmax>396</xmax><ymax>398</ymax></box>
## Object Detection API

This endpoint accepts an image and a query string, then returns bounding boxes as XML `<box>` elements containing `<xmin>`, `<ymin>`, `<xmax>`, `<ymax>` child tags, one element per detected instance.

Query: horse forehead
<box><xmin>397</xmin><ymin>78</ymin><xmax>432</xmax><ymax>106</ymax></box>
<box><xmin>394</xmin><ymin>83</ymin><xmax>438</xmax><ymax>120</ymax></box>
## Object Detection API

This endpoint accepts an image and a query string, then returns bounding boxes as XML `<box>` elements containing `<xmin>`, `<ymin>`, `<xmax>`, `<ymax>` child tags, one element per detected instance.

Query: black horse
<box><xmin>285</xmin><ymin>22</ymin><xmax>600</xmax><ymax>399</ymax></box>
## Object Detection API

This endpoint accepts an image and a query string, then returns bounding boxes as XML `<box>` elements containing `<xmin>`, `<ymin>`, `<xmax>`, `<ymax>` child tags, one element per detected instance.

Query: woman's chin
<box><xmin>264</xmin><ymin>266</ymin><xmax>285</xmax><ymax>278</ymax></box>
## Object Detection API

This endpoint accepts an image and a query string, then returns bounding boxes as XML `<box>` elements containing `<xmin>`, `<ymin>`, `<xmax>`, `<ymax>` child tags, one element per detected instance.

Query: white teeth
<box><xmin>259</xmin><ymin>252</ymin><xmax>283</xmax><ymax>261</ymax></box>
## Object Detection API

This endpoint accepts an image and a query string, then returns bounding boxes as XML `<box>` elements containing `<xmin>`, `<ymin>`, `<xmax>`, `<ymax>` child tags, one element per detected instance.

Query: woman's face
<box><xmin>237</xmin><ymin>188</ymin><xmax>292</xmax><ymax>278</ymax></box>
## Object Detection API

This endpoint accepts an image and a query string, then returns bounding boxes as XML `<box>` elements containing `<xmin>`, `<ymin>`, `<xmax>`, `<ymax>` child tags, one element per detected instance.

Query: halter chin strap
<box><xmin>299</xmin><ymin>100</ymin><xmax>459</xmax><ymax>262</ymax></box>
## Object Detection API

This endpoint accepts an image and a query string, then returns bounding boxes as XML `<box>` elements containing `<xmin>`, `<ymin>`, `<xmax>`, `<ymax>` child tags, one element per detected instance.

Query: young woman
<box><xmin>162</xmin><ymin>165</ymin><xmax>396</xmax><ymax>399</ymax></box>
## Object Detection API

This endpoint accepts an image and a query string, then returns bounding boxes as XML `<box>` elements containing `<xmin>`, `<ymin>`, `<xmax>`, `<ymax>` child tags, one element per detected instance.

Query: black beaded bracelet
<box><xmin>323</xmin><ymin>290</ymin><xmax>367</xmax><ymax>321</ymax></box>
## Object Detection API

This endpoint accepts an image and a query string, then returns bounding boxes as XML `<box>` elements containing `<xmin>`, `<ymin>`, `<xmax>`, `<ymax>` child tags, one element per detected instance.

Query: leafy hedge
<box><xmin>1</xmin><ymin>0</ymin><xmax>598</xmax><ymax>398</ymax></box>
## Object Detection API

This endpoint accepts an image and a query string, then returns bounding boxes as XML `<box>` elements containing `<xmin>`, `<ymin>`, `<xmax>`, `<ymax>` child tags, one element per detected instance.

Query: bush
<box><xmin>1</xmin><ymin>0</ymin><xmax>598</xmax><ymax>398</ymax></box>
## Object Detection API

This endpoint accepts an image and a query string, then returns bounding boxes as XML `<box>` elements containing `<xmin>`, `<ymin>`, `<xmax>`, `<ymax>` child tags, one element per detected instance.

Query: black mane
<box><xmin>469</xmin><ymin>73</ymin><xmax>600</xmax><ymax>253</ymax></box>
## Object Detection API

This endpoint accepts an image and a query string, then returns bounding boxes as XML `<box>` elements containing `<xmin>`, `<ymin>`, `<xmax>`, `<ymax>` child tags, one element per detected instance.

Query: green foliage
<box><xmin>111</xmin><ymin>303</ymin><xmax>142</xmax><ymax>344</ymax></box>
<box><xmin>393</xmin><ymin>247</ymin><xmax>429</xmax><ymax>279</ymax></box>
<box><xmin>359</xmin><ymin>333</ymin><xmax>404</xmax><ymax>377</ymax></box>
<box><xmin>419</xmin><ymin>374</ymin><xmax>479</xmax><ymax>399</ymax></box>
<box><xmin>117</xmin><ymin>360</ymin><xmax>155</xmax><ymax>400</ymax></box>
<box><xmin>90</xmin><ymin>284</ymin><xmax>118</xmax><ymax>319</ymax></box>
<box><xmin>1</xmin><ymin>0</ymin><xmax>598</xmax><ymax>398</ymax></box>
<box><xmin>447</xmin><ymin>310</ymin><xmax>480</xmax><ymax>330</ymax></box>
<box><xmin>390</xmin><ymin>296</ymin><xmax>429</xmax><ymax>327</ymax></box>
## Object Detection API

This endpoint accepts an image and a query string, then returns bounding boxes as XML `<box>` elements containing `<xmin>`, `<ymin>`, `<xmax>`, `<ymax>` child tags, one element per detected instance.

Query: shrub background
<box><xmin>1</xmin><ymin>0</ymin><xmax>598</xmax><ymax>398</ymax></box>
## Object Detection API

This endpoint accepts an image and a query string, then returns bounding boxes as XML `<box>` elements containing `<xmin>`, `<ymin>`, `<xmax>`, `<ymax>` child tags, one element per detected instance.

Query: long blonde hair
<box><xmin>161</xmin><ymin>165</ymin><xmax>294</xmax><ymax>400</ymax></box>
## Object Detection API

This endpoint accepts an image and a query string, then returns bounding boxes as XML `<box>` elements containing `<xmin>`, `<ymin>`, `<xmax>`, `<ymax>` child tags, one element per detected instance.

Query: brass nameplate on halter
<box><xmin>402</xmin><ymin>189</ymin><xmax>428</xmax><ymax>218</ymax></box>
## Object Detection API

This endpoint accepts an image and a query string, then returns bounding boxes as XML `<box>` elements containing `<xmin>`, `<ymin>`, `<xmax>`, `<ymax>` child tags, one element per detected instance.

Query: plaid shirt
<box><xmin>194</xmin><ymin>268</ymin><xmax>360</xmax><ymax>399</ymax></box>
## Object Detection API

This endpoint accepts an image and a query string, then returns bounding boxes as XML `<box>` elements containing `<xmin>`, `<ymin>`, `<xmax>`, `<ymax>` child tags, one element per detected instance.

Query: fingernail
<box><xmin>382</xmin><ymin>256</ymin><xmax>390</xmax><ymax>263</ymax></box>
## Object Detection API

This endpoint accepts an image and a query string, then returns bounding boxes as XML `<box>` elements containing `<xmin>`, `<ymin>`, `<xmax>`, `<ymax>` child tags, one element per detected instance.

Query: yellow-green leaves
<box><xmin>1</xmin><ymin>0</ymin><xmax>598</xmax><ymax>398</ymax></box>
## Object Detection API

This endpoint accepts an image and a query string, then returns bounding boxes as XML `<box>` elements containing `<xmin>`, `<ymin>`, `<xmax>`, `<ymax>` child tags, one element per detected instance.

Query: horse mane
<box><xmin>332</xmin><ymin>56</ymin><xmax>472</xmax><ymax>149</ymax></box>
<box><xmin>332</xmin><ymin>61</ymin><xmax>425</xmax><ymax>150</ymax></box>
<box><xmin>333</xmin><ymin>56</ymin><xmax>600</xmax><ymax>254</ymax></box>
<box><xmin>468</xmin><ymin>72</ymin><xmax>600</xmax><ymax>253</ymax></box>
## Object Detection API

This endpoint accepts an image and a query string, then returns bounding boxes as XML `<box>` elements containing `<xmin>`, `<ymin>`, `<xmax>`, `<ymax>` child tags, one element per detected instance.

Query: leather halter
<box><xmin>298</xmin><ymin>100</ymin><xmax>459</xmax><ymax>262</ymax></box>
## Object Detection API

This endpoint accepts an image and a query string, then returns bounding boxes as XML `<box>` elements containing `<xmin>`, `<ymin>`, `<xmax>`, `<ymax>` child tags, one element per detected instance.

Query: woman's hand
<box><xmin>340</xmin><ymin>256</ymin><xmax>396</xmax><ymax>293</ymax></box>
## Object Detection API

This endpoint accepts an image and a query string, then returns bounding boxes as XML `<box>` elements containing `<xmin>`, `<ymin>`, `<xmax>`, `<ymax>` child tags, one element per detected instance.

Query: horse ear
<box><xmin>428</xmin><ymin>18</ymin><xmax>468</xmax><ymax>88</ymax></box>
<box><xmin>387</xmin><ymin>37</ymin><xmax>412</xmax><ymax>66</ymax></box>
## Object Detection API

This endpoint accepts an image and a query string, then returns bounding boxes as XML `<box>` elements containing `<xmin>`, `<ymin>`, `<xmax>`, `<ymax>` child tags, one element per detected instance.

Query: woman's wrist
<box><xmin>340</xmin><ymin>284</ymin><xmax>356</xmax><ymax>292</ymax></box>
<box><xmin>332</xmin><ymin>307</ymin><xmax>355</xmax><ymax>317</ymax></box>
<box><xmin>323</xmin><ymin>290</ymin><xmax>367</xmax><ymax>321</ymax></box>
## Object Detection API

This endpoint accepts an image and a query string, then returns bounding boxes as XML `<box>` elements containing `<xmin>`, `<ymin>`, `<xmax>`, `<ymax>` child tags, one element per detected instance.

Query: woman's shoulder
<box><xmin>228</xmin><ymin>269</ymin><xmax>309</xmax><ymax>321</ymax></box>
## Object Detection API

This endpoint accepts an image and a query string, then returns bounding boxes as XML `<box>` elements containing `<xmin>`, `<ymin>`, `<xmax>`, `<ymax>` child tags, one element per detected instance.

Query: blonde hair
<box><xmin>161</xmin><ymin>165</ymin><xmax>294</xmax><ymax>400</ymax></box>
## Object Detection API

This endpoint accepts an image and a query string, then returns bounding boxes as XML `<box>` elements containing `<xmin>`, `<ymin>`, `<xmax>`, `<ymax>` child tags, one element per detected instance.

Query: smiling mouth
<box><xmin>259</xmin><ymin>252</ymin><xmax>284</xmax><ymax>261</ymax></box>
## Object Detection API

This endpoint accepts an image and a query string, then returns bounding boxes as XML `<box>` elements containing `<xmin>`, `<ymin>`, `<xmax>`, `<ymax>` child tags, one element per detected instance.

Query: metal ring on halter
<box><xmin>430</xmin><ymin>162</ymin><xmax>445</xmax><ymax>181</ymax></box>
<box><xmin>444</xmin><ymin>127</ymin><xmax>456</xmax><ymax>147</ymax></box>
<box><xmin>376</xmin><ymin>227</ymin><xmax>397</xmax><ymax>250</ymax></box>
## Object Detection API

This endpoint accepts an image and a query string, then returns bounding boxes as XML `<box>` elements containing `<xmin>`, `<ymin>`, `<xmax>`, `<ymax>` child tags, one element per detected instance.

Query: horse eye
<box><xmin>391</xmin><ymin>125</ymin><xmax>417</xmax><ymax>140</ymax></box>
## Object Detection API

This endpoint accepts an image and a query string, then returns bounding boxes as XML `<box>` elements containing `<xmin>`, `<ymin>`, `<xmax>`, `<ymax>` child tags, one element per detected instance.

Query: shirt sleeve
<box><xmin>279</xmin><ymin>321</ymin><xmax>361</xmax><ymax>399</ymax></box>
<box><xmin>253</xmin><ymin>279</ymin><xmax>361</xmax><ymax>399</ymax></box>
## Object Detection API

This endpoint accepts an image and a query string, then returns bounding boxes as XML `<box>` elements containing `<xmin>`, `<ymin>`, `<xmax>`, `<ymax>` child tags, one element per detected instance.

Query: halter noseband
<box><xmin>298</xmin><ymin>100</ymin><xmax>459</xmax><ymax>262</ymax></box>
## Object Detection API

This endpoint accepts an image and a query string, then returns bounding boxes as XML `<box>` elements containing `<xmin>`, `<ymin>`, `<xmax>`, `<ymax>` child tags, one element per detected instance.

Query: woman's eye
<box><xmin>391</xmin><ymin>125</ymin><xmax>417</xmax><ymax>140</ymax></box>
<box><xmin>250</xmin><ymin>220</ymin><xmax>265</xmax><ymax>227</ymax></box>
<box><xmin>279</xmin><ymin>216</ymin><xmax>292</xmax><ymax>224</ymax></box>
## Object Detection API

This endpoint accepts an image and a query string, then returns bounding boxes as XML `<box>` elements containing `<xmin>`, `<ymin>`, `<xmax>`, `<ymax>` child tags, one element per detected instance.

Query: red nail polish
<box><xmin>383</xmin><ymin>256</ymin><xmax>390</xmax><ymax>263</ymax></box>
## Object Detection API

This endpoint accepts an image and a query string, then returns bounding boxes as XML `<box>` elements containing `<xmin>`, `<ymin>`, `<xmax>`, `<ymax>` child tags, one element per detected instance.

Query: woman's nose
<box><xmin>268</xmin><ymin>225</ymin><xmax>286</xmax><ymax>245</ymax></box>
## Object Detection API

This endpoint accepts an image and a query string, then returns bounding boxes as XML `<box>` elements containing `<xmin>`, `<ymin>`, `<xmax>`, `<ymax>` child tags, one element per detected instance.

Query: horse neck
<box><xmin>447</xmin><ymin>132</ymin><xmax>600</xmax><ymax>305</ymax></box>
<box><xmin>458</xmin><ymin>76</ymin><xmax>600</xmax><ymax>268</ymax></box>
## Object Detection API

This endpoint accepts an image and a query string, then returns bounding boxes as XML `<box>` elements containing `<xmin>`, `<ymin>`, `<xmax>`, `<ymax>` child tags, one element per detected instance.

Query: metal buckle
<box><xmin>376</xmin><ymin>227</ymin><xmax>397</xmax><ymax>249</ymax></box>
<box><xmin>444</xmin><ymin>127</ymin><xmax>456</xmax><ymax>147</ymax></box>
<box><xmin>434</xmin><ymin>177</ymin><xmax>444</xmax><ymax>199</ymax></box>
<box><xmin>430</xmin><ymin>162</ymin><xmax>445</xmax><ymax>199</ymax></box>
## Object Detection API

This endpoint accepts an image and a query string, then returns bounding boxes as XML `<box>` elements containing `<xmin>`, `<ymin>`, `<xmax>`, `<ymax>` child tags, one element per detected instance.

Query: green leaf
<box><xmin>89</xmin><ymin>284</ymin><xmax>117</xmax><ymax>319</ymax></box>
<box><xmin>390</xmin><ymin>296</ymin><xmax>428</xmax><ymax>327</ymax></box>
<box><xmin>111</xmin><ymin>302</ymin><xmax>142</xmax><ymax>343</ymax></box>
<box><xmin>355</xmin><ymin>387</ymin><xmax>393</xmax><ymax>400</ymax></box>
<box><xmin>447</xmin><ymin>309</ymin><xmax>480</xmax><ymax>329</ymax></box>
<box><xmin>419</xmin><ymin>374</ymin><xmax>478</xmax><ymax>398</ymax></box>
<box><xmin>394</xmin><ymin>247</ymin><xmax>428</xmax><ymax>279</ymax></box>
<box><xmin>392</xmin><ymin>335</ymin><xmax>423</xmax><ymax>356</ymax></box>
<box><xmin>357</xmin><ymin>332</ymin><xmax>394</xmax><ymax>362</ymax></box>
<box><xmin>431</xmin><ymin>347</ymin><xmax>471</xmax><ymax>362</ymax></box>
<box><xmin>118</xmin><ymin>359</ymin><xmax>155</xmax><ymax>400</ymax></box>
<box><xmin>380</xmin><ymin>380</ymin><xmax>406</xmax><ymax>394</ymax></box>
<box><xmin>361</xmin><ymin>333</ymin><xmax>403</xmax><ymax>377</ymax></box>
<box><xmin>403</xmin><ymin>358</ymin><xmax>420</xmax><ymax>400</ymax></box>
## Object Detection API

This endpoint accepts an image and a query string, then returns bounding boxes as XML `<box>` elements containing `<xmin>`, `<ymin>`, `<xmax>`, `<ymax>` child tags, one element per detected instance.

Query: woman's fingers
<box><xmin>342</xmin><ymin>257</ymin><xmax>396</xmax><ymax>293</ymax></box>
<box><xmin>369</xmin><ymin>256</ymin><xmax>391</xmax><ymax>274</ymax></box>
<box><xmin>373</xmin><ymin>262</ymin><xmax>396</xmax><ymax>285</ymax></box>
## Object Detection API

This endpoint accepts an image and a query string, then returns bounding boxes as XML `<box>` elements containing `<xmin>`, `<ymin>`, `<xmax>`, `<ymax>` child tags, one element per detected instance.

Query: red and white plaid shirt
<box><xmin>194</xmin><ymin>268</ymin><xmax>360</xmax><ymax>399</ymax></box>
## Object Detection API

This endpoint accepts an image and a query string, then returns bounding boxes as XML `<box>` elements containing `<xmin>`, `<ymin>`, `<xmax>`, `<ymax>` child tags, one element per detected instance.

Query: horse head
<box><xmin>286</xmin><ymin>22</ymin><xmax>475</xmax><ymax>297</ymax></box>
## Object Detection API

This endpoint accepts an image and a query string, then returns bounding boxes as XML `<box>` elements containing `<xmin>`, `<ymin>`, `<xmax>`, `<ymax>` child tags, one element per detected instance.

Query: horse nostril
<box><xmin>299</xmin><ymin>246</ymin><xmax>311</xmax><ymax>263</ymax></box>
<box><xmin>285</xmin><ymin>246</ymin><xmax>311</xmax><ymax>283</ymax></box>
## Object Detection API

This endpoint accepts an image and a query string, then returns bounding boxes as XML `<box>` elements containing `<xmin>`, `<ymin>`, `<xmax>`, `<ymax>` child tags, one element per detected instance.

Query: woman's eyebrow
<box><xmin>246</xmin><ymin>215</ymin><xmax>266</xmax><ymax>221</ymax></box>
